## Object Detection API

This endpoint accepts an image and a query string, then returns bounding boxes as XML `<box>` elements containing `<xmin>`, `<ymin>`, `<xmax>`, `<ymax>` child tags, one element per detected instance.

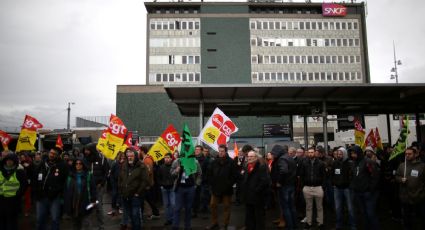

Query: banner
<box><xmin>180</xmin><ymin>124</ymin><xmax>197</xmax><ymax>176</ymax></box>
<box><xmin>99</xmin><ymin>114</ymin><xmax>128</xmax><ymax>160</ymax></box>
<box><xmin>199</xmin><ymin>107</ymin><xmax>239</xmax><ymax>151</ymax></box>
<box><xmin>375</xmin><ymin>127</ymin><xmax>384</xmax><ymax>151</ymax></box>
<box><xmin>55</xmin><ymin>135</ymin><xmax>63</xmax><ymax>150</ymax></box>
<box><xmin>389</xmin><ymin>116</ymin><xmax>409</xmax><ymax>161</ymax></box>
<box><xmin>364</xmin><ymin>129</ymin><xmax>377</xmax><ymax>150</ymax></box>
<box><xmin>120</xmin><ymin>131</ymin><xmax>133</xmax><ymax>153</ymax></box>
<box><xmin>148</xmin><ymin>124</ymin><xmax>181</xmax><ymax>162</ymax></box>
<box><xmin>16</xmin><ymin>115</ymin><xmax>43</xmax><ymax>152</ymax></box>
<box><xmin>353</xmin><ymin>117</ymin><xmax>365</xmax><ymax>150</ymax></box>
<box><xmin>0</xmin><ymin>130</ymin><xmax>12</xmax><ymax>151</ymax></box>
<box><xmin>96</xmin><ymin>129</ymin><xmax>108</xmax><ymax>153</ymax></box>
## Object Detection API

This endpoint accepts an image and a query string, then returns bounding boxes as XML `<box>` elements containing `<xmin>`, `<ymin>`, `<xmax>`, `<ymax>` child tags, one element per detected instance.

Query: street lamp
<box><xmin>67</xmin><ymin>102</ymin><xmax>75</xmax><ymax>131</ymax></box>
<box><xmin>390</xmin><ymin>41</ymin><xmax>402</xmax><ymax>83</ymax></box>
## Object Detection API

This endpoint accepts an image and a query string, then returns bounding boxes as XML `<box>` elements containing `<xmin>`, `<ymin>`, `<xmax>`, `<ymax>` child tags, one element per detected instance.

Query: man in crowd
<box><xmin>206</xmin><ymin>144</ymin><xmax>237</xmax><ymax>230</ymax></box>
<box><xmin>138</xmin><ymin>145</ymin><xmax>160</xmax><ymax>219</ymax></box>
<box><xmin>157</xmin><ymin>153</ymin><xmax>175</xmax><ymax>226</ymax></box>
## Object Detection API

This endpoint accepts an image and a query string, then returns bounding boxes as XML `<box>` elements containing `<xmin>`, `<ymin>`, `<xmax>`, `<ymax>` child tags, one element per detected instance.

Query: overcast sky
<box><xmin>1</xmin><ymin>0</ymin><xmax>424</xmax><ymax>131</ymax></box>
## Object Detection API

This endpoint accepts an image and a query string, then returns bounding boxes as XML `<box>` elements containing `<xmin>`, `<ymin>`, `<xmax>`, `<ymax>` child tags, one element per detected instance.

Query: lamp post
<box><xmin>390</xmin><ymin>41</ymin><xmax>402</xmax><ymax>83</ymax></box>
<box><xmin>67</xmin><ymin>102</ymin><xmax>75</xmax><ymax>131</ymax></box>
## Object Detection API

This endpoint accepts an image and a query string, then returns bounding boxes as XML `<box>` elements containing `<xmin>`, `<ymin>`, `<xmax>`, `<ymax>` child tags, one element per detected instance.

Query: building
<box><xmin>117</xmin><ymin>1</ymin><xmax>377</xmax><ymax>151</ymax></box>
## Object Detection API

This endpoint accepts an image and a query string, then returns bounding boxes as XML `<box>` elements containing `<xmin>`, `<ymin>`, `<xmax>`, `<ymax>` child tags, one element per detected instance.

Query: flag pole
<box><xmin>403</xmin><ymin>116</ymin><xmax>409</xmax><ymax>178</ymax></box>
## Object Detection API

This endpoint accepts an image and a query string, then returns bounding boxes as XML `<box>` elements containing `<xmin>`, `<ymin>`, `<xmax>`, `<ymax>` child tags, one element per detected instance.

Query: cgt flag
<box><xmin>375</xmin><ymin>127</ymin><xmax>384</xmax><ymax>151</ymax></box>
<box><xmin>120</xmin><ymin>131</ymin><xmax>133</xmax><ymax>153</ymax></box>
<box><xmin>199</xmin><ymin>107</ymin><xmax>238</xmax><ymax>152</ymax></box>
<box><xmin>179</xmin><ymin>124</ymin><xmax>197</xmax><ymax>176</ymax></box>
<box><xmin>353</xmin><ymin>117</ymin><xmax>365</xmax><ymax>150</ymax></box>
<box><xmin>0</xmin><ymin>130</ymin><xmax>12</xmax><ymax>151</ymax></box>
<box><xmin>390</xmin><ymin>116</ymin><xmax>409</xmax><ymax>161</ymax></box>
<box><xmin>364</xmin><ymin>129</ymin><xmax>377</xmax><ymax>150</ymax></box>
<box><xmin>148</xmin><ymin>124</ymin><xmax>181</xmax><ymax>162</ymax></box>
<box><xmin>98</xmin><ymin>114</ymin><xmax>128</xmax><ymax>160</ymax></box>
<box><xmin>16</xmin><ymin>115</ymin><xmax>43</xmax><ymax>152</ymax></box>
<box><xmin>55</xmin><ymin>135</ymin><xmax>64</xmax><ymax>150</ymax></box>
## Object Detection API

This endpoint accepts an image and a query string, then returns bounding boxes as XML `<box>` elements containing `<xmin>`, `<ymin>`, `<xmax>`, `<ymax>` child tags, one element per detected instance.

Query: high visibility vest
<box><xmin>0</xmin><ymin>171</ymin><xmax>20</xmax><ymax>197</ymax></box>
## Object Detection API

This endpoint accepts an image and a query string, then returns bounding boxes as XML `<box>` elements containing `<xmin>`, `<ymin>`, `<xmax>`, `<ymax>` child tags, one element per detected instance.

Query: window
<box><xmin>287</xmin><ymin>22</ymin><xmax>293</xmax><ymax>30</ymax></box>
<box><xmin>290</xmin><ymin>72</ymin><xmax>295</xmax><ymax>81</ymax></box>
<box><xmin>277</xmin><ymin>73</ymin><xmax>283</xmax><ymax>81</ymax></box>
<box><xmin>308</xmin><ymin>72</ymin><xmax>314</xmax><ymax>81</ymax></box>
<box><xmin>263</xmin><ymin>21</ymin><xmax>268</xmax><ymax>29</ymax></box>
<box><xmin>264</xmin><ymin>56</ymin><xmax>270</xmax><ymax>64</ymax></box>
<box><xmin>169</xmin><ymin>22</ymin><xmax>175</xmax><ymax>30</ymax></box>
<box><xmin>313</xmin><ymin>56</ymin><xmax>319</xmax><ymax>64</ymax></box>
<box><xmin>277</xmin><ymin>56</ymin><xmax>282</xmax><ymax>64</ymax></box>
<box><xmin>188</xmin><ymin>73</ymin><xmax>194</xmax><ymax>81</ymax></box>
<box><xmin>163</xmin><ymin>22</ymin><xmax>168</xmax><ymax>30</ymax></box>
<box><xmin>311</xmin><ymin>22</ymin><xmax>316</xmax><ymax>30</ymax></box>
<box><xmin>283</xmin><ymin>56</ymin><xmax>288</xmax><ymax>63</ymax></box>
<box><xmin>293</xmin><ymin>22</ymin><xmax>299</xmax><ymax>30</ymax></box>
<box><xmin>252</xmin><ymin>73</ymin><xmax>258</xmax><ymax>81</ymax></box>
<box><xmin>353</xmin><ymin>22</ymin><xmax>358</xmax><ymax>30</ymax></box>
<box><xmin>289</xmin><ymin>56</ymin><xmax>294</xmax><ymax>64</ymax></box>
<box><xmin>302</xmin><ymin>72</ymin><xmax>307</xmax><ymax>81</ymax></box>
<box><xmin>318</xmin><ymin>22</ymin><xmax>322</xmax><ymax>30</ymax></box>
<box><xmin>320</xmin><ymin>56</ymin><xmax>325</xmax><ymax>64</ymax></box>
<box><xmin>338</xmin><ymin>56</ymin><xmax>343</xmax><ymax>63</ymax></box>
<box><xmin>195</xmin><ymin>22</ymin><xmax>200</xmax><ymax>29</ymax></box>
<box><xmin>332</xmin><ymin>73</ymin><xmax>337</xmax><ymax>81</ymax></box>
<box><xmin>343</xmin><ymin>39</ymin><xmax>348</xmax><ymax>47</ymax></box>
<box><xmin>195</xmin><ymin>56</ymin><xmax>200</xmax><ymax>64</ymax></box>
<box><xmin>188</xmin><ymin>22</ymin><xmax>193</xmax><ymax>30</ymax></box>
<box><xmin>265</xmin><ymin>72</ymin><xmax>270</xmax><ymax>81</ymax></box>
<box><xmin>176</xmin><ymin>21</ymin><xmax>180</xmax><ymax>29</ymax></box>
<box><xmin>281</xmin><ymin>21</ymin><xmax>286</xmax><ymax>29</ymax></box>
<box><xmin>258</xmin><ymin>55</ymin><xmax>263</xmax><ymax>64</ymax></box>
<box><xmin>150</xmin><ymin>23</ymin><xmax>155</xmax><ymax>30</ymax></box>
<box><xmin>301</xmin><ymin>56</ymin><xmax>307</xmax><ymax>64</ymax></box>
<box><xmin>344</xmin><ymin>56</ymin><xmax>349</xmax><ymax>63</ymax></box>
<box><xmin>300</xmin><ymin>21</ymin><xmax>304</xmax><ymax>30</ymax></box>
<box><xmin>308</xmin><ymin>56</ymin><xmax>313</xmax><ymax>64</ymax></box>
<box><xmin>182</xmin><ymin>73</ymin><xmax>187</xmax><ymax>81</ymax></box>
<box><xmin>314</xmin><ymin>72</ymin><xmax>320</xmax><ymax>80</ymax></box>
<box><xmin>169</xmin><ymin>74</ymin><xmax>174</xmax><ymax>82</ymax></box>
<box><xmin>349</xmin><ymin>39</ymin><xmax>354</xmax><ymax>47</ymax></box>
<box><xmin>323</xmin><ymin>22</ymin><xmax>328</xmax><ymax>30</ymax></box>
<box><xmin>327</xmin><ymin>72</ymin><xmax>332</xmax><ymax>81</ymax></box>
<box><xmin>270</xmin><ymin>56</ymin><xmax>276</xmax><ymax>64</ymax></box>
<box><xmin>295</xmin><ymin>56</ymin><xmax>300</xmax><ymax>64</ymax></box>
<box><xmin>342</xmin><ymin>22</ymin><xmax>346</xmax><ymax>30</ymax></box>
<box><xmin>329</xmin><ymin>22</ymin><xmax>335</xmax><ymax>30</ymax></box>
<box><xmin>275</xmin><ymin>22</ymin><xmax>280</xmax><ymax>30</ymax></box>
<box><xmin>176</xmin><ymin>73</ymin><xmax>181</xmax><ymax>81</ymax></box>
<box><xmin>330</xmin><ymin>39</ymin><xmax>336</xmax><ymax>47</ymax></box>
<box><xmin>251</xmin><ymin>55</ymin><xmax>258</xmax><ymax>64</ymax></box>
<box><xmin>296</xmin><ymin>72</ymin><xmax>301</xmax><ymax>81</ymax></box>
<box><xmin>256</xmin><ymin>21</ymin><xmax>262</xmax><ymax>30</ymax></box>
<box><xmin>156</xmin><ymin>74</ymin><xmax>161</xmax><ymax>82</ymax></box>
<box><xmin>157</xmin><ymin>22</ymin><xmax>162</xmax><ymax>30</ymax></box>
<box><xmin>348</xmin><ymin>22</ymin><xmax>352</xmax><ymax>30</ymax></box>
<box><xmin>325</xmin><ymin>56</ymin><xmax>331</xmax><ymax>64</ymax></box>
<box><xmin>305</xmin><ymin>21</ymin><xmax>310</xmax><ymax>30</ymax></box>
<box><xmin>259</xmin><ymin>73</ymin><xmax>264</xmax><ymax>81</ymax></box>
<box><xmin>269</xmin><ymin>21</ymin><xmax>274</xmax><ymax>30</ymax></box>
<box><xmin>283</xmin><ymin>73</ymin><xmax>289</xmax><ymax>81</ymax></box>
<box><xmin>350</xmin><ymin>56</ymin><xmax>355</xmax><ymax>63</ymax></box>
<box><xmin>182</xmin><ymin>56</ymin><xmax>187</xmax><ymax>64</ymax></box>
<box><xmin>335</xmin><ymin>22</ymin><xmax>340</xmax><ymax>30</ymax></box>
<box><xmin>250</xmin><ymin>21</ymin><xmax>256</xmax><ymax>29</ymax></box>
<box><xmin>271</xmin><ymin>73</ymin><xmax>276</xmax><ymax>81</ymax></box>
<box><xmin>325</xmin><ymin>39</ymin><xmax>330</xmax><ymax>47</ymax></box>
<box><xmin>332</xmin><ymin>56</ymin><xmax>337</xmax><ymax>63</ymax></box>
<box><xmin>337</xmin><ymin>39</ymin><xmax>342</xmax><ymax>46</ymax></box>
<box><xmin>356</xmin><ymin>56</ymin><xmax>361</xmax><ymax>63</ymax></box>
<box><xmin>182</xmin><ymin>21</ymin><xmax>187</xmax><ymax>30</ymax></box>
<box><xmin>355</xmin><ymin>39</ymin><xmax>360</xmax><ymax>46</ymax></box>
<box><xmin>188</xmin><ymin>56</ymin><xmax>194</xmax><ymax>64</ymax></box>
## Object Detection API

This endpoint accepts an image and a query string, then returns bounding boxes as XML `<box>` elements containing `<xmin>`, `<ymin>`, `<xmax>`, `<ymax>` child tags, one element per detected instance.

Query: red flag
<box><xmin>133</xmin><ymin>139</ymin><xmax>140</xmax><ymax>151</ymax></box>
<box><xmin>22</xmin><ymin>115</ymin><xmax>43</xmax><ymax>131</ymax></box>
<box><xmin>108</xmin><ymin>114</ymin><xmax>127</xmax><ymax>139</ymax></box>
<box><xmin>0</xmin><ymin>130</ymin><xmax>12</xmax><ymax>150</ymax></box>
<box><xmin>364</xmin><ymin>129</ymin><xmax>377</xmax><ymax>149</ymax></box>
<box><xmin>375</xmin><ymin>127</ymin><xmax>384</xmax><ymax>151</ymax></box>
<box><xmin>234</xmin><ymin>141</ymin><xmax>239</xmax><ymax>158</ymax></box>
<box><xmin>55</xmin><ymin>135</ymin><xmax>63</xmax><ymax>150</ymax></box>
<box><xmin>125</xmin><ymin>132</ymin><xmax>133</xmax><ymax>147</ymax></box>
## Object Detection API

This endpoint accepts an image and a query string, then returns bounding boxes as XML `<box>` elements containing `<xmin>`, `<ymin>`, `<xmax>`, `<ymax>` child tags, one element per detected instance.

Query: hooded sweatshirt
<box><xmin>331</xmin><ymin>147</ymin><xmax>353</xmax><ymax>188</ymax></box>
<box><xmin>349</xmin><ymin>145</ymin><xmax>380</xmax><ymax>192</ymax></box>
<box><xmin>270</xmin><ymin>145</ymin><xmax>285</xmax><ymax>185</ymax></box>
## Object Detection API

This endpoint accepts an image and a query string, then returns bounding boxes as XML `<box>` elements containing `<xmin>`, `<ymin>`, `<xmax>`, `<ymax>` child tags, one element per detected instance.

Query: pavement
<box><xmin>18</xmin><ymin>192</ymin><xmax>407</xmax><ymax>230</ymax></box>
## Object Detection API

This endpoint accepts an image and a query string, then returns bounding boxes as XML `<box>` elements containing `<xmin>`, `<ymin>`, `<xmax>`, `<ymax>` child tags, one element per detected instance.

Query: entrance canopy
<box><xmin>164</xmin><ymin>83</ymin><xmax>425</xmax><ymax>116</ymax></box>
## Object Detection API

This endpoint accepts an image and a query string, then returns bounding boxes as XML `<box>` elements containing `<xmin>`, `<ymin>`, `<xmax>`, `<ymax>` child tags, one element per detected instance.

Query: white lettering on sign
<box><xmin>165</xmin><ymin>133</ymin><xmax>178</xmax><ymax>147</ymax></box>
<box><xmin>109</xmin><ymin>123</ymin><xmax>126</xmax><ymax>135</ymax></box>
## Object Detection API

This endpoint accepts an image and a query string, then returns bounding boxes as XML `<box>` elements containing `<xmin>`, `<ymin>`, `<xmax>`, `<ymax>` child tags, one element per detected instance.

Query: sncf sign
<box><xmin>322</xmin><ymin>3</ymin><xmax>347</xmax><ymax>17</ymax></box>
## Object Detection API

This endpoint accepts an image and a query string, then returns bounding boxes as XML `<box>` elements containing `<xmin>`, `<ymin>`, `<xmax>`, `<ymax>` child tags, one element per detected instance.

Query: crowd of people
<box><xmin>1</xmin><ymin>141</ymin><xmax>425</xmax><ymax>230</ymax></box>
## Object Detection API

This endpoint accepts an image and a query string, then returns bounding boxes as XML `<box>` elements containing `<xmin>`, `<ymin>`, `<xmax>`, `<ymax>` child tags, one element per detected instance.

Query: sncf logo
<box><xmin>322</xmin><ymin>3</ymin><xmax>347</xmax><ymax>17</ymax></box>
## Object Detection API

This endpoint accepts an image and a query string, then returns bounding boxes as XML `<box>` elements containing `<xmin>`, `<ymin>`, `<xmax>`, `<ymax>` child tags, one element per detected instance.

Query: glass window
<box><xmin>338</xmin><ymin>56</ymin><xmax>343</xmax><ymax>63</ymax></box>
<box><xmin>269</xmin><ymin>21</ymin><xmax>274</xmax><ymax>30</ymax></box>
<box><xmin>264</xmin><ymin>56</ymin><xmax>270</xmax><ymax>64</ymax></box>
<box><xmin>182</xmin><ymin>21</ymin><xmax>187</xmax><ymax>29</ymax></box>
<box><xmin>182</xmin><ymin>73</ymin><xmax>187</xmax><ymax>81</ymax></box>
<box><xmin>287</xmin><ymin>22</ymin><xmax>293</xmax><ymax>30</ymax></box>
<box><xmin>277</xmin><ymin>73</ymin><xmax>283</xmax><ymax>81</ymax></box>
<box><xmin>326</xmin><ymin>73</ymin><xmax>332</xmax><ymax>81</ymax></box>
<box><xmin>188</xmin><ymin>22</ymin><xmax>193</xmax><ymax>30</ymax></box>
<box><xmin>321</xmin><ymin>72</ymin><xmax>326</xmax><ymax>81</ymax></box>
<box><xmin>293</xmin><ymin>22</ymin><xmax>299</xmax><ymax>30</ymax></box>
<box><xmin>313</xmin><ymin>56</ymin><xmax>319</xmax><ymax>64</ymax></box>
<box><xmin>320</xmin><ymin>56</ymin><xmax>325</xmax><ymax>64</ymax></box>
<box><xmin>258</xmin><ymin>55</ymin><xmax>263</xmax><ymax>64</ymax></box>
<box><xmin>305</xmin><ymin>21</ymin><xmax>310</xmax><ymax>30</ymax></box>
<box><xmin>301</xmin><ymin>56</ymin><xmax>307</xmax><ymax>64</ymax></box>
<box><xmin>157</xmin><ymin>22</ymin><xmax>162</xmax><ymax>30</ymax></box>
<box><xmin>270</xmin><ymin>56</ymin><xmax>276</xmax><ymax>64</ymax></box>
<box><xmin>163</xmin><ymin>22</ymin><xmax>168</xmax><ymax>30</ymax></box>
<box><xmin>314</xmin><ymin>72</ymin><xmax>320</xmax><ymax>80</ymax></box>
<box><xmin>252</xmin><ymin>73</ymin><xmax>258</xmax><ymax>81</ymax></box>
<box><xmin>251</xmin><ymin>55</ymin><xmax>258</xmax><ymax>64</ymax></box>
<box><xmin>356</xmin><ymin>56</ymin><xmax>361</xmax><ymax>63</ymax></box>
<box><xmin>265</xmin><ymin>72</ymin><xmax>270</xmax><ymax>81</ymax></box>
<box><xmin>344</xmin><ymin>56</ymin><xmax>349</xmax><ymax>63</ymax></box>
<box><xmin>343</xmin><ymin>39</ymin><xmax>348</xmax><ymax>46</ymax></box>
<box><xmin>195</xmin><ymin>56</ymin><xmax>200</xmax><ymax>64</ymax></box>
<box><xmin>296</xmin><ymin>72</ymin><xmax>301</xmax><ymax>81</ymax></box>
<box><xmin>311</xmin><ymin>22</ymin><xmax>316</xmax><ymax>30</ymax></box>
<box><xmin>263</xmin><ymin>21</ymin><xmax>268</xmax><ymax>29</ymax></box>
<box><xmin>325</xmin><ymin>56</ymin><xmax>331</xmax><ymax>64</ymax></box>
<box><xmin>275</xmin><ymin>22</ymin><xmax>280</xmax><ymax>30</ymax></box>
<box><xmin>299</xmin><ymin>21</ymin><xmax>304</xmax><ymax>30</ymax></box>
<box><xmin>259</xmin><ymin>73</ymin><xmax>264</xmax><ymax>81</ymax></box>
<box><xmin>188</xmin><ymin>56</ymin><xmax>194</xmax><ymax>64</ymax></box>
<box><xmin>323</xmin><ymin>22</ymin><xmax>328</xmax><ymax>30</ymax></box>
<box><xmin>349</xmin><ymin>39</ymin><xmax>354</xmax><ymax>46</ymax></box>
<box><xmin>182</xmin><ymin>56</ymin><xmax>187</xmax><ymax>64</ymax></box>
<box><xmin>162</xmin><ymin>73</ymin><xmax>168</xmax><ymax>82</ymax></box>
<box><xmin>289</xmin><ymin>56</ymin><xmax>294</xmax><ymax>64</ymax></box>
<box><xmin>329</xmin><ymin>22</ymin><xmax>335</xmax><ymax>30</ymax></box>
<box><xmin>302</xmin><ymin>72</ymin><xmax>307</xmax><ymax>81</ymax></box>
<box><xmin>195</xmin><ymin>21</ymin><xmax>200</xmax><ymax>29</ymax></box>
<box><xmin>150</xmin><ymin>22</ymin><xmax>156</xmax><ymax>30</ymax></box>
<box><xmin>256</xmin><ymin>21</ymin><xmax>261</xmax><ymax>30</ymax></box>
<box><xmin>335</xmin><ymin>22</ymin><xmax>340</xmax><ymax>30</ymax></box>
<box><xmin>189</xmin><ymin>73</ymin><xmax>194</xmax><ymax>81</ymax></box>
<box><xmin>283</xmin><ymin>56</ymin><xmax>288</xmax><ymax>63</ymax></box>
<box><xmin>332</xmin><ymin>56</ymin><xmax>337</xmax><ymax>63</ymax></box>
<box><xmin>337</xmin><ymin>39</ymin><xmax>342</xmax><ymax>46</ymax></box>
<box><xmin>342</xmin><ymin>22</ymin><xmax>346</xmax><ymax>30</ymax></box>
<box><xmin>169</xmin><ymin>22</ymin><xmax>175</xmax><ymax>30</ymax></box>
<box><xmin>175</xmin><ymin>73</ymin><xmax>181</xmax><ymax>81</ymax></box>
<box><xmin>281</xmin><ymin>21</ymin><xmax>286</xmax><ymax>29</ymax></box>
<box><xmin>283</xmin><ymin>73</ymin><xmax>289</xmax><ymax>81</ymax></box>
<box><xmin>325</xmin><ymin>39</ymin><xmax>330</xmax><ymax>47</ymax></box>
<box><xmin>295</xmin><ymin>56</ymin><xmax>300</xmax><ymax>64</ymax></box>
<box><xmin>290</xmin><ymin>72</ymin><xmax>295</xmax><ymax>81</ymax></box>
<box><xmin>348</xmin><ymin>22</ymin><xmax>352</xmax><ymax>30</ymax></box>
<box><xmin>330</xmin><ymin>39</ymin><xmax>336</xmax><ymax>47</ymax></box>
<box><xmin>318</xmin><ymin>22</ymin><xmax>322</xmax><ymax>30</ymax></box>
<box><xmin>355</xmin><ymin>39</ymin><xmax>360</xmax><ymax>46</ymax></box>
<box><xmin>250</xmin><ymin>21</ymin><xmax>256</xmax><ymax>29</ymax></box>
<box><xmin>271</xmin><ymin>73</ymin><xmax>276</xmax><ymax>81</ymax></box>
<box><xmin>308</xmin><ymin>72</ymin><xmax>314</xmax><ymax>81</ymax></box>
<box><xmin>332</xmin><ymin>73</ymin><xmax>338</xmax><ymax>81</ymax></box>
<box><xmin>306</xmin><ymin>39</ymin><xmax>311</xmax><ymax>46</ymax></box>
<box><xmin>308</xmin><ymin>56</ymin><xmax>313</xmax><ymax>64</ymax></box>
<box><xmin>353</xmin><ymin>22</ymin><xmax>358</xmax><ymax>30</ymax></box>
<box><xmin>277</xmin><ymin>56</ymin><xmax>282</xmax><ymax>64</ymax></box>
<box><xmin>350</xmin><ymin>56</ymin><xmax>355</xmax><ymax>63</ymax></box>
<box><xmin>156</xmin><ymin>73</ymin><xmax>161</xmax><ymax>82</ymax></box>
<box><xmin>176</xmin><ymin>21</ymin><xmax>180</xmax><ymax>29</ymax></box>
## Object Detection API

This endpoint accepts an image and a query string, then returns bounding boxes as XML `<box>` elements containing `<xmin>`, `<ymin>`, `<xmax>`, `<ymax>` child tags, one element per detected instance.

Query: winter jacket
<box><xmin>269</xmin><ymin>145</ymin><xmax>285</xmax><ymax>185</ymax></box>
<box><xmin>207</xmin><ymin>155</ymin><xmax>236</xmax><ymax>196</ymax></box>
<box><xmin>32</xmin><ymin>157</ymin><xmax>69</xmax><ymax>200</ymax></box>
<box><xmin>331</xmin><ymin>159</ymin><xmax>353</xmax><ymax>189</ymax></box>
<box><xmin>277</xmin><ymin>153</ymin><xmax>297</xmax><ymax>187</ymax></box>
<box><xmin>242</xmin><ymin>161</ymin><xmax>271</xmax><ymax>205</ymax></box>
<box><xmin>157</xmin><ymin>162</ymin><xmax>174</xmax><ymax>189</ymax></box>
<box><xmin>83</xmin><ymin>143</ymin><xmax>109</xmax><ymax>187</ymax></box>
<box><xmin>395</xmin><ymin>159</ymin><xmax>425</xmax><ymax>204</ymax></box>
<box><xmin>118</xmin><ymin>160</ymin><xmax>149</xmax><ymax>198</ymax></box>
<box><xmin>300</xmin><ymin>158</ymin><xmax>326</xmax><ymax>187</ymax></box>
<box><xmin>349</xmin><ymin>146</ymin><xmax>380</xmax><ymax>192</ymax></box>
<box><xmin>171</xmin><ymin>158</ymin><xmax>202</xmax><ymax>191</ymax></box>
<box><xmin>63</xmin><ymin>171</ymin><xmax>97</xmax><ymax>218</ymax></box>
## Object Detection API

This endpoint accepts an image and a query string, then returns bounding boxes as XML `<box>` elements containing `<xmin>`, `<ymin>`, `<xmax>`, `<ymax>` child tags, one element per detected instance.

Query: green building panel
<box><xmin>201</xmin><ymin>17</ymin><xmax>251</xmax><ymax>84</ymax></box>
<box><xmin>200</xmin><ymin>5</ymin><xmax>249</xmax><ymax>14</ymax></box>
<box><xmin>117</xmin><ymin>92</ymin><xmax>291</xmax><ymax>138</ymax></box>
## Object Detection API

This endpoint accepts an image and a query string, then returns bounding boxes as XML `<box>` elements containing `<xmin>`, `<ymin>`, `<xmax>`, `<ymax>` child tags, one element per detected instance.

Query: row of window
<box><xmin>251</xmin><ymin>55</ymin><xmax>361</xmax><ymax>65</ymax></box>
<box><xmin>150</xmin><ymin>38</ymin><xmax>200</xmax><ymax>48</ymax></box>
<box><xmin>250</xmin><ymin>20</ymin><xmax>359</xmax><ymax>31</ymax></box>
<box><xmin>150</xmin><ymin>72</ymin><xmax>201</xmax><ymax>83</ymax></box>
<box><xmin>251</xmin><ymin>37</ymin><xmax>360</xmax><ymax>47</ymax></box>
<box><xmin>252</xmin><ymin>71</ymin><xmax>362</xmax><ymax>82</ymax></box>
<box><xmin>150</xmin><ymin>20</ymin><xmax>200</xmax><ymax>30</ymax></box>
<box><xmin>150</xmin><ymin>55</ymin><xmax>201</xmax><ymax>65</ymax></box>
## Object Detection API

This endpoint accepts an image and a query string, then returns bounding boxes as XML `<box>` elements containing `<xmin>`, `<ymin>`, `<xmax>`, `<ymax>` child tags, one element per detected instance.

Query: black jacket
<box><xmin>157</xmin><ymin>163</ymin><xmax>174</xmax><ymax>189</ymax></box>
<box><xmin>32</xmin><ymin>157</ymin><xmax>69</xmax><ymax>200</ymax></box>
<box><xmin>349</xmin><ymin>146</ymin><xmax>380</xmax><ymax>192</ymax></box>
<box><xmin>63</xmin><ymin>171</ymin><xmax>97</xmax><ymax>218</ymax></box>
<box><xmin>83</xmin><ymin>143</ymin><xmax>110</xmax><ymax>186</ymax></box>
<box><xmin>331</xmin><ymin>159</ymin><xmax>353</xmax><ymax>189</ymax></box>
<box><xmin>270</xmin><ymin>145</ymin><xmax>285</xmax><ymax>185</ymax></box>
<box><xmin>300</xmin><ymin>158</ymin><xmax>326</xmax><ymax>187</ymax></box>
<box><xmin>278</xmin><ymin>153</ymin><xmax>297</xmax><ymax>187</ymax></box>
<box><xmin>208</xmin><ymin>155</ymin><xmax>237</xmax><ymax>196</ymax></box>
<box><xmin>242</xmin><ymin>161</ymin><xmax>271</xmax><ymax>205</ymax></box>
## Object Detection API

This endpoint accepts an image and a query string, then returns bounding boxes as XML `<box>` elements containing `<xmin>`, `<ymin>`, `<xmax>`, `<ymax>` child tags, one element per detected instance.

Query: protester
<box><xmin>395</xmin><ymin>147</ymin><xmax>425</xmax><ymax>230</ymax></box>
<box><xmin>83</xmin><ymin>143</ymin><xmax>109</xmax><ymax>230</ymax></box>
<box><xmin>349</xmin><ymin>145</ymin><xmax>380</xmax><ymax>230</ymax></box>
<box><xmin>171</xmin><ymin>150</ymin><xmax>202</xmax><ymax>230</ymax></box>
<box><xmin>138</xmin><ymin>145</ymin><xmax>160</xmax><ymax>220</ymax></box>
<box><xmin>33</xmin><ymin>147</ymin><xmax>69</xmax><ymax>230</ymax></box>
<box><xmin>242</xmin><ymin>150</ymin><xmax>271</xmax><ymax>230</ymax></box>
<box><xmin>118</xmin><ymin>149</ymin><xmax>150</xmax><ymax>230</ymax></box>
<box><xmin>0</xmin><ymin>152</ymin><xmax>27</xmax><ymax>230</ymax></box>
<box><xmin>19</xmin><ymin>152</ymin><xmax>33</xmax><ymax>217</ymax></box>
<box><xmin>157</xmin><ymin>152</ymin><xmax>175</xmax><ymax>226</ymax></box>
<box><xmin>206</xmin><ymin>144</ymin><xmax>237</xmax><ymax>230</ymax></box>
<box><xmin>63</xmin><ymin>157</ymin><xmax>97</xmax><ymax>230</ymax></box>
<box><xmin>200</xmin><ymin>147</ymin><xmax>213</xmax><ymax>213</ymax></box>
<box><xmin>192</xmin><ymin>145</ymin><xmax>205</xmax><ymax>217</ymax></box>
<box><xmin>108</xmin><ymin>152</ymin><xmax>126</xmax><ymax>216</ymax></box>
<box><xmin>332</xmin><ymin>147</ymin><xmax>356</xmax><ymax>230</ymax></box>
<box><xmin>234</xmin><ymin>145</ymin><xmax>253</xmax><ymax>206</ymax></box>
<box><xmin>268</xmin><ymin>145</ymin><xmax>286</xmax><ymax>228</ymax></box>
<box><xmin>300</xmin><ymin>147</ymin><xmax>326</xmax><ymax>229</ymax></box>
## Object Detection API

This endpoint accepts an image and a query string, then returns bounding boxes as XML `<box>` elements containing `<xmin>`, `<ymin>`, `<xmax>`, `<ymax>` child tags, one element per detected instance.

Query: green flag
<box><xmin>389</xmin><ymin>116</ymin><xmax>409</xmax><ymax>161</ymax></box>
<box><xmin>179</xmin><ymin>124</ymin><xmax>197</xmax><ymax>176</ymax></box>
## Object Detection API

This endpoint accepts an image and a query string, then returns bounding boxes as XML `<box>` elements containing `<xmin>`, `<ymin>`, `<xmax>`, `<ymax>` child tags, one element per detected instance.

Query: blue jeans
<box><xmin>123</xmin><ymin>196</ymin><xmax>142</xmax><ymax>230</ymax></box>
<box><xmin>334</xmin><ymin>187</ymin><xmax>356</xmax><ymax>230</ymax></box>
<box><xmin>279</xmin><ymin>186</ymin><xmax>297</xmax><ymax>229</ymax></box>
<box><xmin>353</xmin><ymin>191</ymin><xmax>380</xmax><ymax>230</ymax></box>
<box><xmin>36</xmin><ymin>197</ymin><xmax>62</xmax><ymax>230</ymax></box>
<box><xmin>173</xmin><ymin>186</ymin><xmax>195</xmax><ymax>229</ymax></box>
<box><xmin>161</xmin><ymin>187</ymin><xmax>175</xmax><ymax>222</ymax></box>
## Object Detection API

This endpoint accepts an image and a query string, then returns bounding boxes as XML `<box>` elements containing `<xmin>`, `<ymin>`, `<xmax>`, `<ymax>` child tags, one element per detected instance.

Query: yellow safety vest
<box><xmin>0</xmin><ymin>171</ymin><xmax>20</xmax><ymax>197</ymax></box>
